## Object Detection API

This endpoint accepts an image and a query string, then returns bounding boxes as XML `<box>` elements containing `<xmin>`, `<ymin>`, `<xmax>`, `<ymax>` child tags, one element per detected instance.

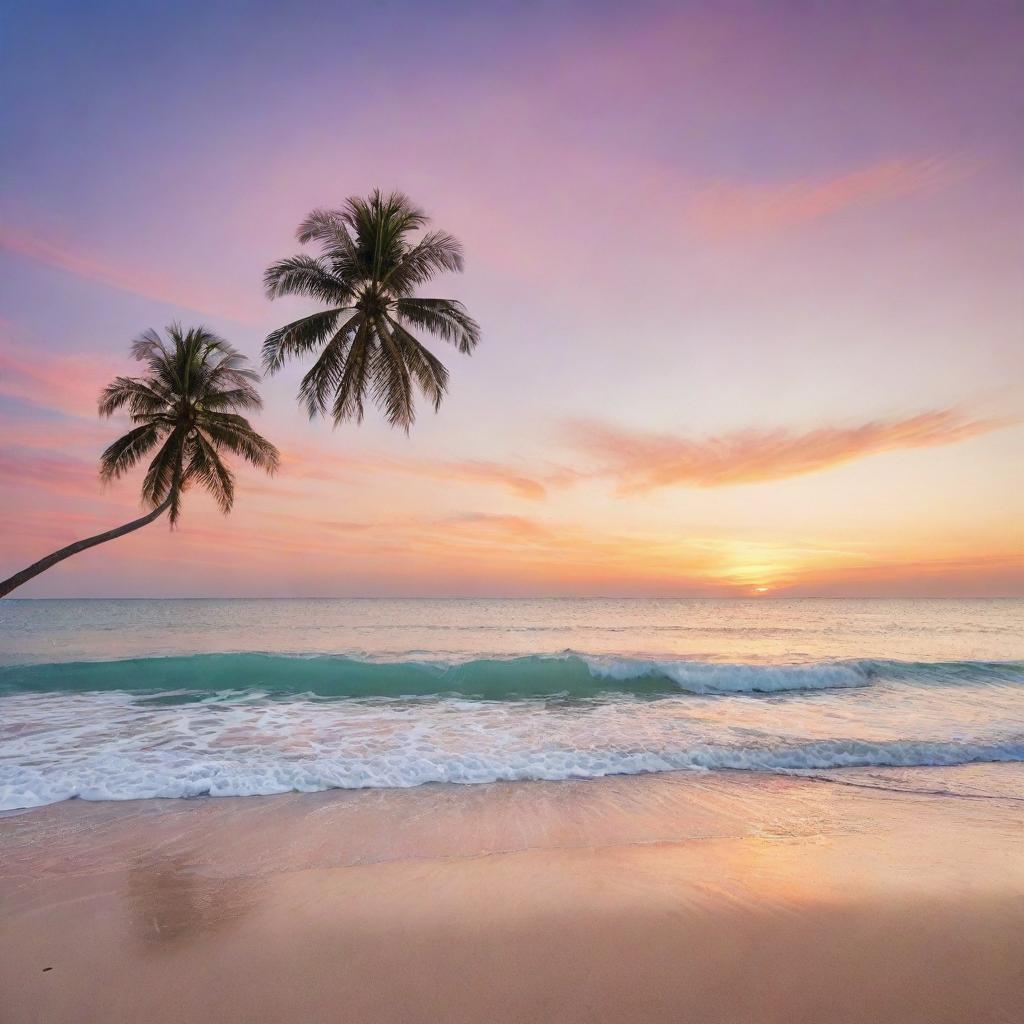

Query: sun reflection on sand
<box><xmin>3</xmin><ymin>769</ymin><xmax>1024</xmax><ymax>1023</ymax></box>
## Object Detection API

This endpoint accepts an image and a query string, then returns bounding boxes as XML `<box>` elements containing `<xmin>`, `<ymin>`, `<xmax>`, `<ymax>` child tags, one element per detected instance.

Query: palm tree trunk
<box><xmin>0</xmin><ymin>496</ymin><xmax>173</xmax><ymax>598</ymax></box>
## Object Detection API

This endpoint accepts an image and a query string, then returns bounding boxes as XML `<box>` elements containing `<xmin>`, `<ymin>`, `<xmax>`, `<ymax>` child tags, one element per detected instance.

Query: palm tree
<box><xmin>0</xmin><ymin>325</ymin><xmax>279</xmax><ymax>598</ymax></box>
<box><xmin>262</xmin><ymin>189</ymin><xmax>481</xmax><ymax>430</ymax></box>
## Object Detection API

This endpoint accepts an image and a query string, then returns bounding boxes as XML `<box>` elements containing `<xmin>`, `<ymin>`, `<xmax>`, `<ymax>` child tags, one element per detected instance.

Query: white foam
<box><xmin>584</xmin><ymin>656</ymin><xmax>868</xmax><ymax>693</ymax></box>
<box><xmin>3</xmin><ymin>738</ymin><xmax>1023</xmax><ymax>811</ymax></box>
<box><xmin>1</xmin><ymin>685</ymin><xmax>1022</xmax><ymax>810</ymax></box>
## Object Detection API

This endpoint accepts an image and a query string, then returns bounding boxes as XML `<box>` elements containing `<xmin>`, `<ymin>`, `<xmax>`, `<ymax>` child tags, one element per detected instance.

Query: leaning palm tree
<box><xmin>0</xmin><ymin>325</ymin><xmax>279</xmax><ymax>598</ymax></box>
<box><xmin>263</xmin><ymin>189</ymin><xmax>480</xmax><ymax>429</ymax></box>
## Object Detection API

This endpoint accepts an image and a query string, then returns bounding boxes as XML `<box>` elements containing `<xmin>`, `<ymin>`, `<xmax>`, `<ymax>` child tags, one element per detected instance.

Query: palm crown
<box><xmin>99</xmin><ymin>324</ymin><xmax>280</xmax><ymax>524</ymax></box>
<box><xmin>262</xmin><ymin>190</ymin><xmax>481</xmax><ymax>430</ymax></box>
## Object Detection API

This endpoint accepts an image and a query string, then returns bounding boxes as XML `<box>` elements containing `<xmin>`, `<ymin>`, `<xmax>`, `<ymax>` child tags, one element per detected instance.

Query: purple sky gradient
<box><xmin>1</xmin><ymin>0</ymin><xmax>1021</xmax><ymax>596</ymax></box>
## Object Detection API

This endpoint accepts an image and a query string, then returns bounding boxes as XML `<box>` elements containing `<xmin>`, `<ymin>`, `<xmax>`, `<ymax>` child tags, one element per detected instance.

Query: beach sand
<box><xmin>2</xmin><ymin>767</ymin><xmax>1022</xmax><ymax>1023</ymax></box>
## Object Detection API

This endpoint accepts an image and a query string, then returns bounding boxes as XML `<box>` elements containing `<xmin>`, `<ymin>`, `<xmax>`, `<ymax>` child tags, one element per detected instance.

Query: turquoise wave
<box><xmin>0</xmin><ymin>652</ymin><xmax>1021</xmax><ymax>700</ymax></box>
<box><xmin>0</xmin><ymin>652</ymin><xmax>676</xmax><ymax>699</ymax></box>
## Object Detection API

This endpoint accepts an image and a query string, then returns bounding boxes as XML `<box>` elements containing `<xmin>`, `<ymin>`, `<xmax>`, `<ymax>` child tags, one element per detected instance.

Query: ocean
<box><xmin>1</xmin><ymin>598</ymin><xmax>1022</xmax><ymax>810</ymax></box>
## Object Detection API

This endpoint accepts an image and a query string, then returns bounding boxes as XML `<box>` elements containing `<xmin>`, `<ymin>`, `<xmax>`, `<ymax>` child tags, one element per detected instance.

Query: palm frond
<box><xmin>371</xmin><ymin>320</ymin><xmax>415</xmax><ymax>430</ymax></box>
<box><xmin>330</xmin><ymin>318</ymin><xmax>374</xmax><ymax>425</ymax></box>
<box><xmin>99</xmin><ymin>424</ymin><xmax>163</xmax><ymax>481</ymax></box>
<box><xmin>296</xmin><ymin>207</ymin><xmax>355</xmax><ymax>247</ymax></box>
<box><xmin>142</xmin><ymin>429</ymin><xmax>185</xmax><ymax>523</ymax></box>
<box><xmin>394</xmin><ymin>297</ymin><xmax>480</xmax><ymax>354</ymax></box>
<box><xmin>345</xmin><ymin>191</ymin><xmax>429</xmax><ymax>282</ymax></box>
<box><xmin>297</xmin><ymin>324</ymin><xmax>356</xmax><ymax>419</ymax></box>
<box><xmin>386</xmin><ymin>318</ymin><xmax>450</xmax><ymax>411</ymax></box>
<box><xmin>384</xmin><ymin>231</ymin><xmax>464</xmax><ymax>294</ymax></box>
<box><xmin>201</xmin><ymin>360</ymin><xmax>263</xmax><ymax>410</ymax></box>
<box><xmin>200</xmin><ymin>386</ymin><xmax>263</xmax><ymax>413</ymax></box>
<box><xmin>295</xmin><ymin>209</ymin><xmax>363</xmax><ymax>279</ymax></box>
<box><xmin>263</xmin><ymin>254</ymin><xmax>351</xmax><ymax>303</ymax></box>
<box><xmin>185</xmin><ymin>430</ymin><xmax>235</xmax><ymax>514</ymax></box>
<box><xmin>129</xmin><ymin>327</ymin><xmax>171</xmax><ymax>365</ymax></box>
<box><xmin>199</xmin><ymin>413</ymin><xmax>281</xmax><ymax>473</ymax></box>
<box><xmin>98</xmin><ymin>377</ymin><xmax>171</xmax><ymax>418</ymax></box>
<box><xmin>261</xmin><ymin>307</ymin><xmax>350</xmax><ymax>375</ymax></box>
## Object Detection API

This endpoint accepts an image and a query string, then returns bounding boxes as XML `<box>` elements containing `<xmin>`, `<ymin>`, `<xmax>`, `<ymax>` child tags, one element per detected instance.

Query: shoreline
<box><xmin>3</xmin><ymin>766</ymin><xmax>1023</xmax><ymax>1023</ymax></box>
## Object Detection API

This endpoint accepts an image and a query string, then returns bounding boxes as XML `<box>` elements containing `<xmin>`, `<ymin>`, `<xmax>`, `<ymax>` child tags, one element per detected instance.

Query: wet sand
<box><xmin>2</xmin><ymin>767</ymin><xmax>1023</xmax><ymax>1023</ymax></box>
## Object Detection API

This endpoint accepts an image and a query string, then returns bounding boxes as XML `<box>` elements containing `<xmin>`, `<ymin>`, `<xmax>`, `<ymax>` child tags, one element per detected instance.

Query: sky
<box><xmin>1</xmin><ymin>0</ymin><xmax>1022</xmax><ymax>597</ymax></box>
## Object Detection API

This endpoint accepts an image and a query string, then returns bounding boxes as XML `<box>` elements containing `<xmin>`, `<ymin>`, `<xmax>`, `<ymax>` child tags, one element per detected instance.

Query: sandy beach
<box><xmin>2</xmin><ymin>765</ymin><xmax>1022</xmax><ymax>1024</ymax></box>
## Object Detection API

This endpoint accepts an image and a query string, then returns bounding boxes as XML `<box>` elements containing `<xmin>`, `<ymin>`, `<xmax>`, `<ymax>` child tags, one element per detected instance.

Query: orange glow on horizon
<box><xmin>1</xmin><ymin>2</ymin><xmax>1021</xmax><ymax>598</ymax></box>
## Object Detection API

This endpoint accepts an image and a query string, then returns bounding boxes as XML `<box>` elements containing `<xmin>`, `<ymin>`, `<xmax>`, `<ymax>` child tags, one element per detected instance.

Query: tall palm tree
<box><xmin>0</xmin><ymin>325</ymin><xmax>279</xmax><ymax>598</ymax></box>
<box><xmin>263</xmin><ymin>189</ymin><xmax>481</xmax><ymax>430</ymax></box>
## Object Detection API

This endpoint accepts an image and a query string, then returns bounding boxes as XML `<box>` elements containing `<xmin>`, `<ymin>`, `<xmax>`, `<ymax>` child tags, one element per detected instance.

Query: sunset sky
<box><xmin>1</xmin><ymin>0</ymin><xmax>1021</xmax><ymax>597</ymax></box>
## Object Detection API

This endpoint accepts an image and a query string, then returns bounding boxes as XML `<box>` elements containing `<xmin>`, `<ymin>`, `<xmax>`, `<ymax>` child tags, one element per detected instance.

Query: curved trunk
<box><xmin>0</xmin><ymin>496</ymin><xmax>172</xmax><ymax>598</ymax></box>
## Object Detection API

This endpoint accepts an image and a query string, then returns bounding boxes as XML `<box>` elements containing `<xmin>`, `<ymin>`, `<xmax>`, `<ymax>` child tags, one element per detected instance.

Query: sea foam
<box><xmin>2</xmin><ymin>653</ymin><xmax>1022</xmax><ymax>811</ymax></box>
<box><xmin>3</xmin><ymin>737</ymin><xmax>1023</xmax><ymax>811</ymax></box>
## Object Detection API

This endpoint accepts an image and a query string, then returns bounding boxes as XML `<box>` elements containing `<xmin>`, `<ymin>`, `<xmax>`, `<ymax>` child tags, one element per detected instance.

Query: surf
<box><xmin>2</xmin><ymin>652</ymin><xmax>1022</xmax><ymax>701</ymax></box>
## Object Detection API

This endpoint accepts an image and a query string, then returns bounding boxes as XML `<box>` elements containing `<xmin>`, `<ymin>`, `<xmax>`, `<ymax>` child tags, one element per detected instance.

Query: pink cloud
<box><xmin>568</xmin><ymin>409</ymin><xmax>1014</xmax><ymax>492</ymax></box>
<box><xmin>440</xmin><ymin>512</ymin><xmax>555</xmax><ymax>541</ymax></box>
<box><xmin>280</xmin><ymin>444</ymin><xmax>558</xmax><ymax>500</ymax></box>
<box><xmin>0</xmin><ymin>413</ymin><xmax>109</xmax><ymax>451</ymax></box>
<box><xmin>0</xmin><ymin>449</ymin><xmax>100</xmax><ymax>498</ymax></box>
<box><xmin>0</xmin><ymin>226</ymin><xmax>258</xmax><ymax>322</ymax></box>
<box><xmin>0</xmin><ymin>338</ymin><xmax>124</xmax><ymax>416</ymax></box>
<box><xmin>689</xmin><ymin>157</ymin><xmax>971</xmax><ymax>238</ymax></box>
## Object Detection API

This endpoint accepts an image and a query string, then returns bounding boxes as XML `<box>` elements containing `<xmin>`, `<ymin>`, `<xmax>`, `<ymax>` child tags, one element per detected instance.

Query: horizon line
<box><xmin>3</xmin><ymin>595</ymin><xmax>1021</xmax><ymax>602</ymax></box>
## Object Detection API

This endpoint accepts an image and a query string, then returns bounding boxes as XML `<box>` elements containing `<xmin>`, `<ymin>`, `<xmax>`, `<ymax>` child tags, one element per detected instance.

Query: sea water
<box><xmin>1</xmin><ymin>598</ymin><xmax>1021</xmax><ymax>810</ymax></box>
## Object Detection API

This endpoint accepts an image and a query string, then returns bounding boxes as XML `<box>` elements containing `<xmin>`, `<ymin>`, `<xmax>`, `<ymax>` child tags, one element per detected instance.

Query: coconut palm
<box><xmin>0</xmin><ymin>325</ymin><xmax>279</xmax><ymax>598</ymax></box>
<box><xmin>262</xmin><ymin>189</ymin><xmax>480</xmax><ymax>430</ymax></box>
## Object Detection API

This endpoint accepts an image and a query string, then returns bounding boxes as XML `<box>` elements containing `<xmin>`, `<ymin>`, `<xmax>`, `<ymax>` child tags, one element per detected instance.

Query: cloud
<box><xmin>0</xmin><ymin>338</ymin><xmax>123</xmax><ymax>416</ymax></box>
<box><xmin>0</xmin><ymin>449</ymin><xmax>100</xmax><ymax>498</ymax></box>
<box><xmin>567</xmin><ymin>409</ymin><xmax>1014</xmax><ymax>493</ymax></box>
<box><xmin>431</xmin><ymin>461</ymin><xmax>549</xmax><ymax>500</ymax></box>
<box><xmin>439</xmin><ymin>512</ymin><xmax>555</xmax><ymax>541</ymax></box>
<box><xmin>0</xmin><ymin>226</ymin><xmax>257</xmax><ymax>322</ymax></box>
<box><xmin>689</xmin><ymin>157</ymin><xmax>971</xmax><ymax>238</ymax></box>
<box><xmin>280</xmin><ymin>444</ymin><xmax>558</xmax><ymax>500</ymax></box>
<box><xmin>0</xmin><ymin>413</ymin><xmax>109</xmax><ymax>452</ymax></box>
<box><xmin>775</xmin><ymin>551</ymin><xmax>1024</xmax><ymax>598</ymax></box>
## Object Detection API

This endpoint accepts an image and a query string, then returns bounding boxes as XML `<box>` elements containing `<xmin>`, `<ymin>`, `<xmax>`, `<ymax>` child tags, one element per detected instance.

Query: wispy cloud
<box><xmin>0</xmin><ymin>338</ymin><xmax>122</xmax><ymax>416</ymax></box>
<box><xmin>418</xmin><ymin>460</ymin><xmax>552</xmax><ymax>500</ymax></box>
<box><xmin>689</xmin><ymin>156</ymin><xmax>971</xmax><ymax>238</ymax></box>
<box><xmin>776</xmin><ymin>551</ymin><xmax>1024</xmax><ymax>598</ymax></box>
<box><xmin>439</xmin><ymin>512</ymin><xmax>556</xmax><ymax>541</ymax></box>
<box><xmin>0</xmin><ymin>449</ymin><xmax>101</xmax><ymax>498</ymax></box>
<box><xmin>0</xmin><ymin>226</ymin><xmax>257</xmax><ymax>322</ymax></box>
<box><xmin>280</xmin><ymin>444</ymin><xmax>560</xmax><ymax>500</ymax></box>
<box><xmin>567</xmin><ymin>409</ymin><xmax>1013</xmax><ymax>493</ymax></box>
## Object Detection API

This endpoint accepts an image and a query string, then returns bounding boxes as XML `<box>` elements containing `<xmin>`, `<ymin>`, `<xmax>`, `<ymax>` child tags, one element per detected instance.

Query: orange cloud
<box><xmin>0</xmin><ymin>226</ymin><xmax>256</xmax><ymax>322</ymax></box>
<box><xmin>775</xmin><ymin>551</ymin><xmax>1024</xmax><ymax>598</ymax></box>
<box><xmin>5</xmin><ymin>460</ymin><xmax>1018</xmax><ymax>598</ymax></box>
<box><xmin>433</xmin><ymin>461</ymin><xmax>550</xmax><ymax>500</ymax></box>
<box><xmin>280</xmin><ymin>444</ymin><xmax>557</xmax><ymax>500</ymax></box>
<box><xmin>689</xmin><ymin>156</ymin><xmax>970</xmax><ymax>238</ymax></box>
<box><xmin>439</xmin><ymin>512</ymin><xmax>555</xmax><ymax>542</ymax></box>
<box><xmin>568</xmin><ymin>409</ymin><xmax>1014</xmax><ymax>493</ymax></box>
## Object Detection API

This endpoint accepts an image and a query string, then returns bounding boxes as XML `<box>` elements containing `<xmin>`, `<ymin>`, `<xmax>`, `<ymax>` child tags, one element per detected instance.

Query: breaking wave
<box><xmin>2</xmin><ymin>652</ymin><xmax>1022</xmax><ymax>810</ymax></box>
<box><xmin>2</xmin><ymin>652</ymin><xmax>1021</xmax><ymax>700</ymax></box>
<box><xmin>3</xmin><ymin>736</ymin><xmax>1023</xmax><ymax>810</ymax></box>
